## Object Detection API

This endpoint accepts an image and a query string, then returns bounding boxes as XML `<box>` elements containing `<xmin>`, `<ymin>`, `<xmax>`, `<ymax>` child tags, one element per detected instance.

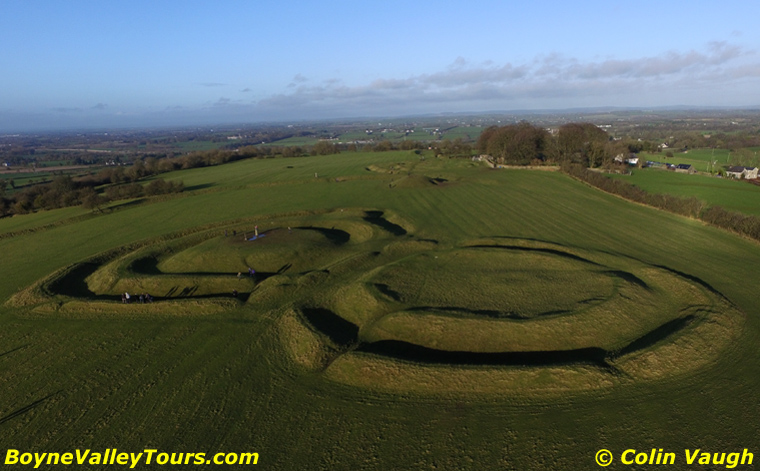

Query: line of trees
<box><xmin>0</xmin><ymin>174</ymin><xmax>184</xmax><ymax>216</ymax></box>
<box><xmin>561</xmin><ymin>164</ymin><xmax>705</xmax><ymax>217</ymax></box>
<box><xmin>700</xmin><ymin>205</ymin><xmax>760</xmax><ymax>241</ymax></box>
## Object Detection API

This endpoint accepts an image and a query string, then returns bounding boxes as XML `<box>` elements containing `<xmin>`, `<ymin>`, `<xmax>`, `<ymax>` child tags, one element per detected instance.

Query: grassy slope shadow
<box><xmin>363</xmin><ymin>211</ymin><xmax>407</xmax><ymax>236</ymax></box>
<box><xmin>46</xmin><ymin>263</ymin><xmax>119</xmax><ymax>301</ymax></box>
<box><xmin>356</xmin><ymin>341</ymin><xmax>612</xmax><ymax>368</ymax></box>
<box><xmin>301</xmin><ymin>307</ymin><xmax>359</xmax><ymax>346</ymax></box>
<box><xmin>295</xmin><ymin>227</ymin><xmax>351</xmax><ymax>245</ymax></box>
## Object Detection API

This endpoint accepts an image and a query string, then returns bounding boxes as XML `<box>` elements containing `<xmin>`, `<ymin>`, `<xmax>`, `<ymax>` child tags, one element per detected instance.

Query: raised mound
<box><xmin>369</xmin><ymin>248</ymin><xmax>611</xmax><ymax>319</ymax></box>
<box><xmin>8</xmin><ymin>209</ymin><xmax>409</xmax><ymax>317</ymax></box>
<box><xmin>279</xmin><ymin>238</ymin><xmax>744</xmax><ymax>395</ymax></box>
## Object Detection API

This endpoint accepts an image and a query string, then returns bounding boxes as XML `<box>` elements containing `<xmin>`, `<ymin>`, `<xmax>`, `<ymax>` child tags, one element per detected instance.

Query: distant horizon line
<box><xmin>3</xmin><ymin>104</ymin><xmax>760</xmax><ymax>134</ymax></box>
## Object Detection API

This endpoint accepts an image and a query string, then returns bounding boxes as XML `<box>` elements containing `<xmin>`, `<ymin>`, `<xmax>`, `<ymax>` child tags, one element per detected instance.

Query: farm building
<box><xmin>725</xmin><ymin>166</ymin><xmax>759</xmax><ymax>179</ymax></box>
<box><xmin>674</xmin><ymin>164</ymin><xmax>697</xmax><ymax>174</ymax></box>
<box><xmin>614</xmin><ymin>154</ymin><xmax>639</xmax><ymax>166</ymax></box>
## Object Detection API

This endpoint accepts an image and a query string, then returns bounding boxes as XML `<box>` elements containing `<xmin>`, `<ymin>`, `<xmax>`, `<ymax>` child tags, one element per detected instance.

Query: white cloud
<box><xmin>256</xmin><ymin>42</ymin><xmax>760</xmax><ymax>114</ymax></box>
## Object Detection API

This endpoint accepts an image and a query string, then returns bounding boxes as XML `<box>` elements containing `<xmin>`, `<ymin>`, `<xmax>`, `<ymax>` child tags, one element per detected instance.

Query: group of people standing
<box><xmin>237</xmin><ymin>267</ymin><xmax>256</xmax><ymax>279</ymax></box>
<box><xmin>121</xmin><ymin>292</ymin><xmax>153</xmax><ymax>304</ymax></box>
<box><xmin>232</xmin><ymin>266</ymin><xmax>256</xmax><ymax>297</ymax></box>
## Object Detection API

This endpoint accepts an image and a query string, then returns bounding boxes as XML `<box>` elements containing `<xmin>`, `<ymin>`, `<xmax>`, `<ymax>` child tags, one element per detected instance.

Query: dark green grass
<box><xmin>2</xmin><ymin>153</ymin><xmax>760</xmax><ymax>469</ymax></box>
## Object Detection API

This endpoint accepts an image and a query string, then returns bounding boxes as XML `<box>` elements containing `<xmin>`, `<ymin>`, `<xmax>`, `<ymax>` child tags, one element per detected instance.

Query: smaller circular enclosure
<box><xmin>372</xmin><ymin>248</ymin><xmax>613</xmax><ymax>319</ymax></box>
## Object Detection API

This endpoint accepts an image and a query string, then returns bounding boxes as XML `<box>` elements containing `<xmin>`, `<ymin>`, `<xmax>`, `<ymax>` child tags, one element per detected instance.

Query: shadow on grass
<box><xmin>184</xmin><ymin>183</ymin><xmax>215</xmax><ymax>192</ymax></box>
<box><xmin>0</xmin><ymin>391</ymin><xmax>62</xmax><ymax>426</ymax></box>
<box><xmin>0</xmin><ymin>344</ymin><xmax>29</xmax><ymax>359</ymax></box>
<box><xmin>605</xmin><ymin>270</ymin><xmax>650</xmax><ymax>290</ymax></box>
<box><xmin>301</xmin><ymin>307</ymin><xmax>359</xmax><ymax>346</ymax></box>
<box><xmin>357</xmin><ymin>341</ymin><xmax>612</xmax><ymax>368</ymax></box>
<box><xmin>373</xmin><ymin>283</ymin><xmax>403</xmax><ymax>302</ymax></box>
<box><xmin>46</xmin><ymin>263</ymin><xmax>117</xmax><ymax>301</ymax></box>
<box><xmin>652</xmin><ymin>265</ymin><xmax>728</xmax><ymax>300</ymax></box>
<box><xmin>301</xmin><ymin>303</ymin><xmax>702</xmax><ymax>370</ymax></box>
<box><xmin>610</xmin><ymin>315</ymin><xmax>696</xmax><ymax>358</ymax></box>
<box><xmin>129</xmin><ymin>257</ymin><xmax>161</xmax><ymax>275</ymax></box>
<box><xmin>128</xmin><ymin>256</ymin><xmax>282</xmax><ymax>283</ymax></box>
<box><xmin>468</xmin><ymin>244</ymin><xmax>600</xmax><ymax>265</ymax></box>
<box><xmin>108</xmin><ymin>198</ymin><xmax>147</xmax><ymax>211</ymax></box>
<box><xmin>363</xmin><ymin>210</ymin><xmax>407</xmax><ymax>236</ymax></box>
<box><xmin>296</xmin><ymin>226</ymin><xmax>350</xmax><ymax>245</ymax></box>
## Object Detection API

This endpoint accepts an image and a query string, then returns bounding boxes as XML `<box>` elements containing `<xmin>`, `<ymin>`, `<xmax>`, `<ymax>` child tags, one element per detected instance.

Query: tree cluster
<box><xmin>476</xmin><ymin>122</ymin><xmax>627</xmax><ymax>167</ymax></box>
<box><xmin>429</xmin><ymin>138</ymin><xmax>473</xmax><ymax>158</ymax></box>
<box><xmin>477</xmin><ymin>122</ymin><xmax>549</xmax><ymax>165</ymax></box>
<box><xmin>311</xmin><ymin>141</ymin><xmax>340</xmax><ymax>156</ymax></box>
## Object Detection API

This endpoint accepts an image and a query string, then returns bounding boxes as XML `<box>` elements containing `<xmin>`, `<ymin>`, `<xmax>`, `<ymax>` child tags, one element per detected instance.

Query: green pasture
<box><xmin>34</xmin><ymin>160</ymin><xmax>75</xmax><ymax>167</ymax></box>
<box><xmin>2</xmin><ymin>151</ymin><xmax>760</xmax><ymax>469</ymax></box>
<box><xmin>644</xmin><ymin>147</ymin><xmax>759</xmax><ymax>172</ymax></box>
<box><xmin>439</xmin><ymin>126</ymin><xmax>484</xmax><ymax>141</ymax></box>
<box><xmin>1</xmin><ymin>173</ymin><xmax>55</xmax><ymax>192</ymax></box>
<box><xmin>265</xmin><ymin>136</ymin><xmax>321</xmax><ymax>147</ymax></box>
<box><xmin>611</xmin><ymin>168</ymin><xmax>760</xmax><ymax>216</ymax></box>
<box><xmin>1</xmin><ymin>167</ymin><xmax>99</xmax><ymax>193</ymax></box>
<box><xmin>173</xmin><ymin>140</ymin><xmax>228</xmax><ymax>152</ymax></box>
<box><xmin>336</xmin><ymin>130</ymin><xmax>373</xmax><ymax>142</ymax></box>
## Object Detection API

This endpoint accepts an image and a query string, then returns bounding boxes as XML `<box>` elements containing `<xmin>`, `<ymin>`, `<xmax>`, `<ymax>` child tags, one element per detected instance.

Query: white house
<box><xmin>726</xmin><ymin>166</ymin><xmax>759</xmax><ymax>179</ymax></box>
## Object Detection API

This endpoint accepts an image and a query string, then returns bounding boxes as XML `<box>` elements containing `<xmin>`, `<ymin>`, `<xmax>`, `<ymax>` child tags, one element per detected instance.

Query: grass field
<box><xmin>173</xmin><ymin>140</ymin><xmax>229</xmax><ymax>152</ymax></box>
<box><xmin>643</xmin><ymin>148</ymin><xmax>730</xmax><ymax>172</ymax></box>
<box><xmin>642</xmin><ymin>147</ymin><xmax>760</xmax><ymax>172</ymax></box>
<box><xmin>611</xmin><ymin>167</ymin><xmax>760</xmax><ymax>216</ymax></box>
<box><xmin>2</xmin><ymin>151</ymin><xmax>760</xmax><ymax>469</ymax></box>
<box><xmin>264</xmin><ymin>136</ymin><xmax>322</xmax><ymax>147</ymax></box>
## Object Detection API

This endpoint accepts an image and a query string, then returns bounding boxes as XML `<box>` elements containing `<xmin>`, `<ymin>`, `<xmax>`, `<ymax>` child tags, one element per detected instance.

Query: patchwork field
<box><xmin>2</xmin><ymin>150</ymin><xmax>760</xmax><ymax>469</ymax></box>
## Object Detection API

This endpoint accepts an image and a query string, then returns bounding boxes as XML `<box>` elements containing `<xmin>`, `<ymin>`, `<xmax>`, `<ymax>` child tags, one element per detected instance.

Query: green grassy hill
<box><xmin>2</xmin><ymin>151</ymin><xmax>760</xmax><ymax>469</ymax></box>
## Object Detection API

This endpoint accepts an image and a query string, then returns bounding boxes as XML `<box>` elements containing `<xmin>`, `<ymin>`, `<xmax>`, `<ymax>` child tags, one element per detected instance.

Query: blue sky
<box><xmin>2</xmin><ymin>0</ymin><xmax>760</xmax><ymax>131</ymax></box>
